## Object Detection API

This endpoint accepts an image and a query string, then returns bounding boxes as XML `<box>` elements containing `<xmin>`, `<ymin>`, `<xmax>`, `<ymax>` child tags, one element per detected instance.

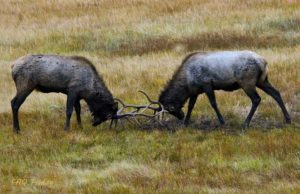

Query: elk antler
<box><xmin>111</xmin><ymin>91</ymin><xmax>169</xmax><ymax>129</ymax></box>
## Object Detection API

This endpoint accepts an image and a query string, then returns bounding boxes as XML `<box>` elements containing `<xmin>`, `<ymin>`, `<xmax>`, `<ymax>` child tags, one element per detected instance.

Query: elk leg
<box><xmin>204</xmin><ymin>87</ymin><xmax>225</xmax><ymax>125</ymax></box>
<box><xmin>242</xmin><ymin>88</ymin><xmax>261</xmax><ymax>128</ymax></box>
<box><xmin>257</xmin><ymin>79</ymin><xmax>291</xmax><ymax>123</ymax></box>
<box><xmin>11</xmin><ymin>90</ymin><xmax>33</xmax><ymax>133</ymax></box>
<box><xmin>184</xmin><ymin>95</ymin><xmax>198</xmax><ymax>126</ymax></box>
<box><xmin>74</xmin><ymin>99</ymin><xmax>82</xmax><ymax>127</ymax></box>
<box><xmin>65</xmin><ymin>93</ymin><xmax>76</xmax><ymax>131</ymax></box>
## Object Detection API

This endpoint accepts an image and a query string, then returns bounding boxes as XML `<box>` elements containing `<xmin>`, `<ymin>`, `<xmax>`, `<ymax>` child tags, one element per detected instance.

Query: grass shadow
<box><xmin>110</xmin><ymin>113</ymin><xmax>297</xmax><ymax>135</ymax></box>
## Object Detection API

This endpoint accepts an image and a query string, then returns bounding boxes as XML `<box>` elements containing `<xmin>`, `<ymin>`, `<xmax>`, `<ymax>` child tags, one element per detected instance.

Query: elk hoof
<box><xmin>219</xmin><ymin>119</ymin><xmax>225</xmax><ymax>125</ymax></box>
<box><xmin>64</xmin><ymin>127</ymin><xmax>70</xmax><ymax>132</ymax></box>
<box><xmin>242</xmin><ymin>123</ymin><xmax>249</xmax><ymax>130</ymax></box>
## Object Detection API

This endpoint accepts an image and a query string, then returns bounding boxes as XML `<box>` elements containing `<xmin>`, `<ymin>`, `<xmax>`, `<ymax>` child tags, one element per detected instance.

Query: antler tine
<box><xmin>138</xmin><ymin>90</ymin><xmax>164</xmax><ymax>114</ymax></box>
<box><xmin>114</xmin><ymin>97</ymin><xmax>128</xmax><ymax>115</ymax></box>
<box><xmin>111</xmin><ymin>91</ymin><xmax>170</xmax><ymax>130</ymax></box>
<box><xmin>115</xmin><ymin>95</ymin><xmax>159</xmax><ymax>114</ymax></box>
<box><xmin>114</xmin><ymin>98</ymin><xmax>126</xmax><ymax>107</ymax></box>
<box><xmin>138</xmin><ymin>90</ymin><xmax>159</xmax><ymax>104</ymax></box>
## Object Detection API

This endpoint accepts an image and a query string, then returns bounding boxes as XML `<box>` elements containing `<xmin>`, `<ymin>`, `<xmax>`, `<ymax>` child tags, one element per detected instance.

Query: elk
<box><xmin>158</xmin><ymin>51</ymin><xmax>291</xmax><ymax>128</ymax></box>
<box><xmin>11</xmin><ymin>54</ymin><xmax>117</xmax><ymax>133</ymax></box>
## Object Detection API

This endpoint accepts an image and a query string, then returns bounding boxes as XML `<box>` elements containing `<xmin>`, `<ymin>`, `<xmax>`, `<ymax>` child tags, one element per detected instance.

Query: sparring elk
<box><xmin>158</xmin><ymin>51</ymin><xmax>291</xmax><ymax>128</ymax></box>
<box><xmin>11</xmin><ymin>54</ymin><xmax>117</xmax><ymax>133</ymax></box>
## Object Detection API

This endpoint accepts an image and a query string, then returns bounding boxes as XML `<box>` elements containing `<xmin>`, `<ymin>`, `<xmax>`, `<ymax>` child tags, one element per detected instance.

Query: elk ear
<box><xmin>113</xmin><ymin>102</ymin><xmax>118</xmax><ymax>110</ymax></box>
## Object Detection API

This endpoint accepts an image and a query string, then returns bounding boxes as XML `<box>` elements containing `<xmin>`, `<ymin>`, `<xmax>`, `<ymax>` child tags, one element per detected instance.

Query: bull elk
<box><xmin>11</xmin><ymin>54</ymin><xmax>118</xmax><ymax>133</ymax></box>
<box><xmin>158</xmin><ymin>51</ymin><xmax>291</xmax><ymax>128</ymax></box>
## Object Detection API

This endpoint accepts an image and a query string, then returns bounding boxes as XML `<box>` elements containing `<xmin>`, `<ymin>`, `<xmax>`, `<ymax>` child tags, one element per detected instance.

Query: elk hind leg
<box><xmin>257</xmin><ymin>78</ymin><xmax>291</xmax><ymax>123</ymax></box>
<box><xmin>11</xmin><ymin>89</ymin><xmax>33</xmax><ymax>133</ymax></box>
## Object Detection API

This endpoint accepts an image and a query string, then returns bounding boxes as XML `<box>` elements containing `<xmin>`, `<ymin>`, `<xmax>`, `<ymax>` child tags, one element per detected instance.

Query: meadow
<box><xmin>0</xmin><ymin>0</ymin><xmax>300</xmax><ymax>193</ymax></box>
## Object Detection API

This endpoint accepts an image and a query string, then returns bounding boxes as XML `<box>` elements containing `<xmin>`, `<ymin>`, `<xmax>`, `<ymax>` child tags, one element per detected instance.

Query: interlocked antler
<box><xmin>111</xmin><ymin>90</ymin><xmax>168</xmax><ymax>128</ymax></box>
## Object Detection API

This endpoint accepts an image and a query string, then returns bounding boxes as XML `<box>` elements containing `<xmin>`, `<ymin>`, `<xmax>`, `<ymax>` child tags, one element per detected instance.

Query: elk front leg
<box><xmin>242</xmin><ymin>88</ymin><xmax>261</xmax><ymax>128</ymax></box>
<box><xmin>65</xmin><ymin>93</ymin><xmax>77</xmax><ymax>131</ymax></box>
<box><xmin>204</xmin><ymin>86</ymin><xmax>225</xmax><ymax>125</ymax></box>
<box><xmin>184</xmin><ymin>95</ymin><xmax>198</xmax><ymax>126</ymax></box>
<box><xmin>74</xmin><ymin>99</ymin><xmax>82</xmax><ymax>127</ymax></box>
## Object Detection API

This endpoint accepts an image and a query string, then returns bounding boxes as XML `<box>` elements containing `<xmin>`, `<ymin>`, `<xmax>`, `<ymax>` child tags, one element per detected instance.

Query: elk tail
<box><xmin>258</xmin><ymin>58</ymin><xmax>268</xmax><ymax>84</ymax></box>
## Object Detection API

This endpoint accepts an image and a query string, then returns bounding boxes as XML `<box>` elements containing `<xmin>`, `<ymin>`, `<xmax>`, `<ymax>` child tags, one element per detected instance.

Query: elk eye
<box><xmin>169</xmin><ymin>105</ymin><xmax>175</xmax><ymax>112</ymax></box>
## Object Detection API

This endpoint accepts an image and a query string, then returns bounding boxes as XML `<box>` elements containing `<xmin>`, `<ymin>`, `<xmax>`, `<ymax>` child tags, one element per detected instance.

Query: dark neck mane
<box><xmin>71</xmin><ymin>56</ymin><xmax>106</xmax><ymax>84</ymax></box>
<box><xmin>159</xmin><ymin>78</ymin><xmax>189</xmax><ymax>108</ymax></box>
<box><xmin>159</xmin><ymin>68</ymin><xmax>189</xmax><ymax>108</ymax></box>
<box><xmin>73</xmin><ymin>56</ymin><xmax>114</xmax><ymax>112</ymax></box>
<box><xmin>159</xmin><ymin>52</ymin><xmax>204</xmax><ymax>108</ymax></box>
<box><xmin>72</xmin><ymin>56</ymin><xmax>112</xmax><ymax>97</ymax></box>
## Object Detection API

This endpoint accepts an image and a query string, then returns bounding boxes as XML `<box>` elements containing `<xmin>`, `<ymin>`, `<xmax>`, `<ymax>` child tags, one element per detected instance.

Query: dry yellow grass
<box><xmin>0</xmin><ymin>0</ymin><xmax>300</xmax><ymax>193</ymax></box>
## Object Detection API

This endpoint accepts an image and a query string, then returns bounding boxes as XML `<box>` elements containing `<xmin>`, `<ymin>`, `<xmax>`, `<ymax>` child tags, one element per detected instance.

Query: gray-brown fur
<box><xmin>159</xmin><ymin>50</ymin><xmax>291</xmax><ymax>128</ymax></box>
<box><xmin>11</xmin><ymin>54</ymin><xmax>117</xmax><ymax>133</ymax></box>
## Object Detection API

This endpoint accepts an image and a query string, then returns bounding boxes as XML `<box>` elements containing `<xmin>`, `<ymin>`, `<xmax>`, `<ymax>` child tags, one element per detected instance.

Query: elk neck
<box><xmin>159</xmin><ymin>74</ymin><xmax>190</xmax><ymax>109</ymax></box>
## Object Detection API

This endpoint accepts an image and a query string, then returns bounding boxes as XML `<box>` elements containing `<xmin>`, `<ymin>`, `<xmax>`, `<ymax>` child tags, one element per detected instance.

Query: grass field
<box><xmin>0</xmin><ymin>0</ymin><xmax>300</xmax><ymax>193</ymax></box>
